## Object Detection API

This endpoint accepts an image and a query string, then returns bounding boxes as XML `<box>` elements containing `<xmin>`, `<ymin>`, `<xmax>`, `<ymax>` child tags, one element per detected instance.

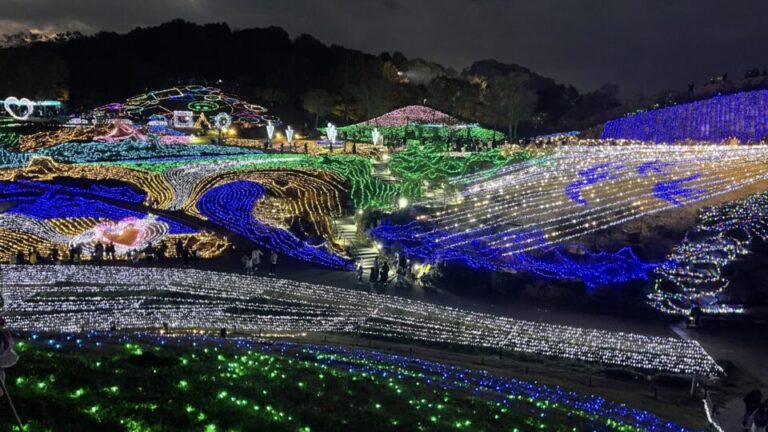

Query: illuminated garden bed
<box><xmin>0</xmin><ymin>332</ymin><xmax>701</xmax><ymax>432</ymax></box>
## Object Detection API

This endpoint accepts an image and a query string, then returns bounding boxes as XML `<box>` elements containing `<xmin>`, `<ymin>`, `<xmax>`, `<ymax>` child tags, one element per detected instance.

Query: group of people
<box><xmin>358</xmin><ymin>256</ymin><xmax>391</xmax><ymax>289</ymax></box>
<box><xmin>7</xmin><ymin>238</ymin><xmax>202</xmax><ymax>267</ymax></box>
<box><xmin>9</xmin><ymin>244</ymin><xmax>98</xmax><ymax>265</ymax></box>
<box><xmin>357</xmin><ymin>253</ymin><xmax>429</xmax><ymax>290</ymax></box>
<box><xmin>743</xmin><ymin>389</ymin><xmax>768</xmax><ymax>431</ymax></box>
<box><xmin>241</xmin><ymin>248</ymin><xmax>279</xmax><ymax>276</ymax></box>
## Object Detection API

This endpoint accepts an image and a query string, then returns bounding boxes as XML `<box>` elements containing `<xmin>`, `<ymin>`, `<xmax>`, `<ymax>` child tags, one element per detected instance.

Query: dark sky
<box><xmin>1</xmin><ymin>0</ymin><xmax>767</xmax><ymax>96</ymax></box>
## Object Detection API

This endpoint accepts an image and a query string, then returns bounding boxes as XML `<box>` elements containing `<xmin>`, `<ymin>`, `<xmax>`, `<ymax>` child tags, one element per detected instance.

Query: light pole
<box><xmin>326</xmin><ymin>122</ymin><xmax>337</xmax><ymax>154</ymax></box>
<box><xmin>266</xmin><ymin>120</ymin><xmax>275</xmax><ymax>151</ymax></box>
<box><xmin>286</xmin><ymin>126</ymin><xmax>295</xmax><ymax>151</ymax></box>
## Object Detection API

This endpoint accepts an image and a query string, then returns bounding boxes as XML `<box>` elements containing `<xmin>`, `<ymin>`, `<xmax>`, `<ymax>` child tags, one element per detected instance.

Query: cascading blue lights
<box><xmin>0</xmin><ymin>180</ymin><xmax>196</xmax><ymax>234</ymax></box>
<box><xmin>197</xmin><ymin>180</ymin><xmax>352</xmax><ymax>269</ymax></box>
<box><xmin>372</xmin><ymin>222</ymin><xmax>659</xmax><ymax>288</ymax></box>
<box><xmin>602</xmin><ymin>89</ymin><xmax>768</xmax><ymax>142</ymax></box>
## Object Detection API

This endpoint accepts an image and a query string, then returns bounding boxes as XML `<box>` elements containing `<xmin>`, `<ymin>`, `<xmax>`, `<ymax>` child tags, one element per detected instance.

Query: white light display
<box><xmin>3</xmin><ymin>97</ymin><xmax>35</xmax><ymax>121</ymax></box>
<box><xmin>372</xmin><ymin>128</ymin><xmax>382</xmax><ymax>145</ymax></box>
<box><xmin>416</xmin><ymin>144</ymin><xmax>768</xmax><ymax>256</ymax></box>
<box><xmin>286</xmin><ymin>126</ymin><xmax>295</xmax><ymax>145</ymax></box>
<box><xmin>213</xmin><ymin>112</ymin><xmax>232</xmax><ymax>130</ymax></box>
<box><xmin>326</xmin><ymin>123</ymin><xmax>337</xmax><ymax>144</ymax></box>
<box><xmin>172</xmin><ymin>110</ymin><xmax>194</xmax><ymax>129</ymax></box>
<box><xmin>266</xmin><ymin>121</ymin><xmax>275</xmax><ymax>141</ymax></box>
<box><xmin>0</xmin><ymin>265</ymin><xmax>722</xmax><ymax>376</ymax></box>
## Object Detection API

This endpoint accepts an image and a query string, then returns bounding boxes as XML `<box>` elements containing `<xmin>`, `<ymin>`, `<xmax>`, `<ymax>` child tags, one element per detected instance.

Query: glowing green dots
<box><xmin>177</xmin><ymin>380</ymin><xmax>189</xmax><ymax>390</ymax></box>
<box><xmin>124</xmin><ymin>343</ymin><xmax>143</xmax><ymax>356</ymax></box>
<box><xmin>69</xmin><ymin>388</ymin><xmax>86</xmax><ymax>399</ymax></box>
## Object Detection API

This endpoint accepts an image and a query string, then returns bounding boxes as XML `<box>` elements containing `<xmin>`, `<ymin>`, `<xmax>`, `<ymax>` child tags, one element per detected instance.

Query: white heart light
<box><xmin>3</xmin><ymin>97</ymin><xmax>35</xmax><ymax>121</ymax></box>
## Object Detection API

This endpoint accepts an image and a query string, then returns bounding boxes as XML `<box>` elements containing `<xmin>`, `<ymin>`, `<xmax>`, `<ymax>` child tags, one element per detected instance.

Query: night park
<box><xmin>1</xmin><ymin>1</ymin><xmax>768</xmax><ymax>431</ymax></box>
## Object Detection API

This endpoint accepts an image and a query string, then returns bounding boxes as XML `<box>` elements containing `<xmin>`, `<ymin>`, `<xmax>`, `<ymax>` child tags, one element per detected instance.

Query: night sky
<box><xmin>1</xmin><ymin>0</ymin><xmax>767</xmax><ymax>96</ymax></box>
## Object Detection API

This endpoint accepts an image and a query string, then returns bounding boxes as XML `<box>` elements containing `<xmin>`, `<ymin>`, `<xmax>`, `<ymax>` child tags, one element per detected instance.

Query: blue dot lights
<box><xmin>602</xmin><ymin>89</ymin><xmax>768</xmax><ymax>142</ymax></box>
<box><xmin>0</xmin><ymin>180</ymin><xmax>195</xmax><ymax>234</ymax></box>
<box><xmin>372</xmin><ymin>222</ymin><xmax>658</xmax><ymax>288</ymax></box>
<box><xmin>196</xmin><ymin>180</ymin><xmax>351</xmax><ymax>269</ymax></box>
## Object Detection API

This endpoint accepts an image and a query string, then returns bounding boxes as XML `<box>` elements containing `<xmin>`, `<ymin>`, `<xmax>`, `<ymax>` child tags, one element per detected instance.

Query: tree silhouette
<box><xmin>302</xmin><ymin>89</ymin><xmax>334</xmax><ymax>129</ymax></box>
<box><xmin>486</xmin><ymin>73</ymin><xmax>538</xmax><ymax>140</ymax></box>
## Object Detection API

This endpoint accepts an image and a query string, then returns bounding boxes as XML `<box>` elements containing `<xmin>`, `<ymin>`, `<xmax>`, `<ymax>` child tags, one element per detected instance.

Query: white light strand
<box><xmin>0</xmin><ymin>265</ymin><xmax>722</xmax><ymax>376</ymax></box>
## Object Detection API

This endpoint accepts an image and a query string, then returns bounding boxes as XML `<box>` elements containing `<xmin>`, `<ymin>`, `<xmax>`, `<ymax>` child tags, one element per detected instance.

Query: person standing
<box><xmin>369</xmin><ymin>257</ymin><xmax>380</xmax><ymax>289</ymax></box>
<box><xmin>251</xmin><ymin>248</ymin><xmax>264</xmax><ymax>272</ymax></box>
<box><xmin>748</xmin><ymin>398</ymin><xmax>768</xmax><ymax>432</ymax></box>
<box><xmin>49</xmin><ymin>246</ymin><xmax>59</xmax><ymax>264</ymax></box>
<box><xmin>175</xmin><ymin>239</ymin><xmax>184</xmax><ymax>259</ymax></box>
<box><xmin>241</xmin><ymin>254</ymin><xmax>251</xmax><ymax>274</ymax></box>
<box><xmin>244</xmin><ymin>256</ymin><xmax>253</xmax><ymax>275</ymax></box>
<box><xmin>356</xmin><ymin>262</ymin><xmax>364</xmax><ymax>284</ymax></box>
<box><xmin>379</xmin><ymin>261</ymin><xmax>390</xmax><ymax>286</ymax></box>
<box><xmin>269</xmin><ymin>251</ymin><xmax>278</xmax><ymax>276</ymax></box>
<box><xmin>106</xmin><ymin>242</ymin><xmax>116</xmax><ymax>261</ymax></box>
<box><xmin>744</xmin><ymin>390</ymin><xmax>763</xmax><ymax>430</ymax></box>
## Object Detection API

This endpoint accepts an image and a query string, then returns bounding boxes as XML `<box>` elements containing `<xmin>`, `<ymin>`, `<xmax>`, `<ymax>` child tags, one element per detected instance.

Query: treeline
<box><xmin>0</xmin><ymin>20</ymin><xmax>626</xmax><ymax>137</ymax></box>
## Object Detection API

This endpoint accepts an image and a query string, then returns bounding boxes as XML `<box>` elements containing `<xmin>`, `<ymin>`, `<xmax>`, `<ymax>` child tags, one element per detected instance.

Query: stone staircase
<box><xmin>371</xmin><ymin>158</ymin><xmax>397</xmax><ymax>183</ymax></box>
<box><xmin>333</xmin><ymin>215</ymin><xmax>379</xmax><ymax>269</ymax></box>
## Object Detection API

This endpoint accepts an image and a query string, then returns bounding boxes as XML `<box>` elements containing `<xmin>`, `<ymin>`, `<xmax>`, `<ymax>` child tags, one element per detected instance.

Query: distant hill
<box><xmin>0</xmin><ymin>20</ymin><xmax>625</xmax><ymax>136</ymax></box>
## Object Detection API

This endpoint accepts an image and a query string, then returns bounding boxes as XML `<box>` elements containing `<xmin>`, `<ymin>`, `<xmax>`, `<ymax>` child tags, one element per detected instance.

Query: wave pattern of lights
<box><xmin>374</xmin><ymin>145</ymin><xmax>768</xmax><ymax>283</ymax></box>
<box><xmin>0</xmin><ymin>265</ymin><xmax>722</xmax><ymax>376</ymax></box>
<box><xmin>196</xmin><ymin>180</ymin><xmax>350</xmax><ymax>268</ymax></box>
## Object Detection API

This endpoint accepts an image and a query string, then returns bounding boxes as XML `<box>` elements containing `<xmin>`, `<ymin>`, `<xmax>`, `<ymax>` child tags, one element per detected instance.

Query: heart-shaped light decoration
<box><xmin>70</xmin><ymin>215</ymin><xmax>170</xmax><ymax>255</ymax></box>
<box><xmin>3</xmin><ymin>97</ymin><xmax>35</xmax><ymax>121</ymax></box>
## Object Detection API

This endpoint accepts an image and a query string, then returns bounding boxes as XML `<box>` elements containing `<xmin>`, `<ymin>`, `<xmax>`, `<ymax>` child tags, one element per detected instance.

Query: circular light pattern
<box><xmin>214</xmin><ymin>112</ymin><xmax>232</xmax><ymax>130</ymax></box>
<box><xmin>90</xmin><ymin>86</ymin><xmax>279</xmax><ymax>127</ymax></box>
<box><xmin>188</xmin><ymin>100</ymin><xmax>219</xmax><ymax>112</ymax></box>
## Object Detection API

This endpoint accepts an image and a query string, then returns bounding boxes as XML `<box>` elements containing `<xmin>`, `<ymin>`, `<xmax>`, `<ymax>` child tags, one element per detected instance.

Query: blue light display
<box><xmin>602</xmin><ymin>89</ymin><xmax>768</xmax><ymax>142</ymax></box>
<box><xmin>652</xmin><ymin>175</ymin><xmax>707</xmax><ymax>207</ymax></box>
<box><xmin>0</xmin><ymin>180</ymin><xmax>196</xmax><ymax>234</ymax></box>
<box><xmin>565</xmin><ymin>162</ymin><xmax>623</xmax><ymax>205</ymax></box>
<box><xmin>197</xmin><ymin>180</ymin><xmax>352</xmax><ymax>269</ymax></box>
<box><xmin>372</xmin><ymin>222</ymin><xmax>659</xmax><ymax>288</ymax></box>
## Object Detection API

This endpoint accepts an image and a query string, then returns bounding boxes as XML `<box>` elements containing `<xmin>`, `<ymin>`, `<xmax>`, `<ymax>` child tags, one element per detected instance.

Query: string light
<box><xmin>602</xmin><ymin>89</ymin><xmax>768</xmax><ymax>142</ymax></box>
<box><xmin>374</xmin><ymin>144</ymin><xmax>768</xmax><ymax>283</ymax></box>
<box><xmin>1</xmin><ymin>265</ymin><xmax>722</xmax><ymax>376</ymax></box>
<box><xmin>8</xmin><ymin>332</ymin><xmax>698</xmax><ymax>432</ymax></box>
<box><xmin>650</xmin><ymin>191</ymin><xmax>768</xmax><ymax>315</ymax></box>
